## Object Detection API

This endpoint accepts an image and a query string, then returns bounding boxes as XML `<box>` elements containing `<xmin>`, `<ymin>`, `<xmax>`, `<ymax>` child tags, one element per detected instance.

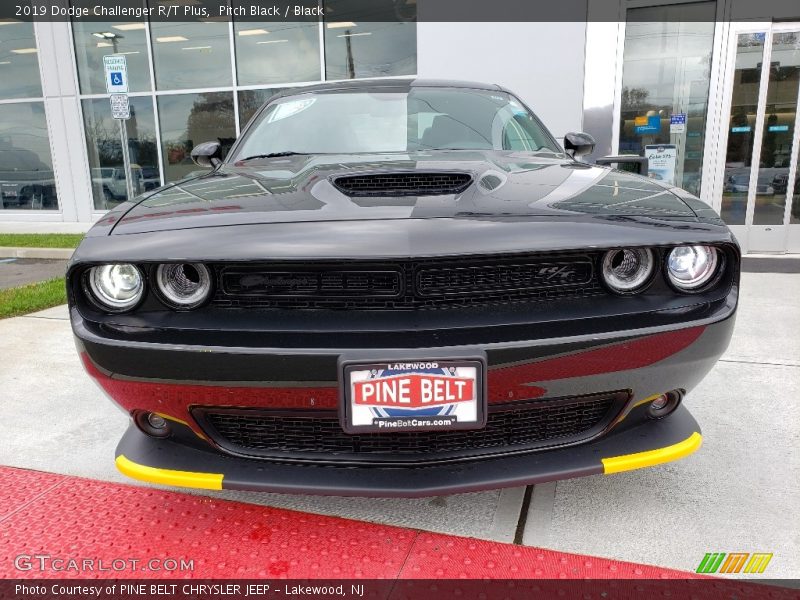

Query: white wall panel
<box><xmin>416</xmin><ymin>22</ymin><xmax>587</xmax><ymax>139</ymax></box>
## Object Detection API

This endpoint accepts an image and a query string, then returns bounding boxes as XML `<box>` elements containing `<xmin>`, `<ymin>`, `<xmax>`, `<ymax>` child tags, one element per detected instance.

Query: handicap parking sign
<box><xmin>103</xmin><ymin>55</ymin><xmax>129</xmax><ymax>94</ymax></box>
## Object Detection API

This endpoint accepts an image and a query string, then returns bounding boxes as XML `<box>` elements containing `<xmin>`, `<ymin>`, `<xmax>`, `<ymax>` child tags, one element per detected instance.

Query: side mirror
<box><xmin>190</xmin><ymin>141</ymin><xmax>223</xmax><ymax>168</ymax></box>
<box><xmin>563</xmin><ymin>132</ymin><xmax>596</xmax><ymax>158</ymax></box>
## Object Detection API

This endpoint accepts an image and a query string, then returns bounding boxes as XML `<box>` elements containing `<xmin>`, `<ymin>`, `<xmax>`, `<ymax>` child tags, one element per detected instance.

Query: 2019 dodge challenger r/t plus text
<box><xmin>68</xmin><ymin>79</ymin><xmax>738</xmax><ymax>497</ymax></box>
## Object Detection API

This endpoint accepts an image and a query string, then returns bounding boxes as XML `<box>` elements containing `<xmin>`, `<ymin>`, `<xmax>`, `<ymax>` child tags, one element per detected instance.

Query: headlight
<box><xmin>601</xmin><ymin>248</ymin><xmax>654</xmax><ymax>294</ymax></box>
<box><xmin>666</xmin><ymin>245</ymin><xmax>719</xmax><ymax>291</ymax></box>
<box><xmin>88</xmin><ymin>264</ymin><xmax>144</xmax><ymax>311</ymax></box>
<box><xmin>155</xmin><ymin>263</ymin><xmax>212</xmax><ymax>309</ymax></box>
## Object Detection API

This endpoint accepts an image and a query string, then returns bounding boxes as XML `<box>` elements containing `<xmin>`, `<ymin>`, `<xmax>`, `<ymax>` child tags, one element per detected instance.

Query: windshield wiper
<box><xmin>236</xmin><ymin>151</ymin><xmax>309</xmax><ymax>162</ymax></box>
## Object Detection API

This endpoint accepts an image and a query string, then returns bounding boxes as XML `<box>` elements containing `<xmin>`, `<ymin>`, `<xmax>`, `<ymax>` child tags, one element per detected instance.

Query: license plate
<box><xmin>340</xmin><ymin>358</ymin><xmax>486</xmax><ymax>433</ymax></box>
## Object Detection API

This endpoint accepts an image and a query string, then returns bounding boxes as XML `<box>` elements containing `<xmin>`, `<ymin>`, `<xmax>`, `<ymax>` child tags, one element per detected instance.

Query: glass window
<box><xmin>0</xmin><ymin>18</ymin><xmax>42</xmax><ymax>99</ymax></box>
<box><xmin>232</xmin><ymin>88</ymin><xmax>561</xmax><ymax>159</ymax></box>
<box><xmin>721</xmin><ymin>33</ymin><xmax>765</xmax><ymax>225</ymax></box>
<box><xmin>158</xmin><ymin>92</ymin><xmax>235</xmax><ymax>182</ymax></box>
<box><xmin>238</xmin><ymin>88</ymin><xmax>280</xmax><ymax>127</ymax></box>
<box><xmin>323</xmin><ymin>1</ymin><xmax>416</xmax><ymax>80</ymax></box>
<box><xmin>234</xmin><ymin>21</ymin><xmax>320</xmax><ymax>85</ymax></box>
<box><xmin>149</xmin><ymin>0</ymin><xmax>231</xmax><ymax>91</ymax></box>
<box><xmin>0</xmin><ymin>103</ymin><xmax>57</xmax><ymax>210</ymax></box>
<box><xmin>618</xmin><ymin>2</ymin><xmax>715</xmax><ymax>195</ymax></box>
<box><xmin>71</xmin><ymin>0</ymin><xmax>151</xmax><ymax>94</ymax></box>
<box><xmin>82</xmin><ymin>97</ymin><xmax>161</xmax><ymax>210</ymax></box>
<box><xmin>752</xmin><ymin>32</ymin><xmax>800</xmax><ymax>226</ymax></box>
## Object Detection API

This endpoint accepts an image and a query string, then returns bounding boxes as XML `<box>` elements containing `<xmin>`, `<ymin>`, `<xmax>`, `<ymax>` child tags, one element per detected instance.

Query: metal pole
<box><xmin>119</xmin><ymin>119</ymin><xmax>136</xmax><ymax>202</ymax></box>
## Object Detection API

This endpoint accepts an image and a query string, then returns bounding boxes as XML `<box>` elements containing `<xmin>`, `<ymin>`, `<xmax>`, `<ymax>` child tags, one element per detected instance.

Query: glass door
<box><xmin>719</xmin><ymin>26</ymin><xmax>800</xmax><ymax>253</ymax></box>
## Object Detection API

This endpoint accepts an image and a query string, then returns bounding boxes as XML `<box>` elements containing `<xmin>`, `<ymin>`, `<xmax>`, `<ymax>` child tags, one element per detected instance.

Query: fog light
<box><xmin>647</xmin><ymin>391</ymin><xmax>682</xmax><ymax>419</ymax></box>
<box><xmin>135</xmin><ymin>411</ymin><xmax>171</xmax><ymax>438</ymax></box>
<box><xmin>147</xmin><ymin>413</ymin><xmax>167</xmax><ymax>429</ymax></box>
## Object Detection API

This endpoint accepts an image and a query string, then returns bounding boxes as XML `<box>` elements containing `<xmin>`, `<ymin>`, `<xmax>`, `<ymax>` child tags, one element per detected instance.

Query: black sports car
<box><xmin>68</xmin><ymin>79</ymin><xmax>738</xmax><ymax>497</ymax></box>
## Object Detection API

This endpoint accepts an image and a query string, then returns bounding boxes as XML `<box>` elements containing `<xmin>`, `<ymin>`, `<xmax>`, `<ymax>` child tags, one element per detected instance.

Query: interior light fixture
<box><xmin>337</xmin><ymin>32</ymin><xmax>372</xmax><ymax>37</ymax></box>
<box><xmin>112</xmin><ymin>23</ymin><xmax>146</xmax><ymax>31</ymax></box>
<box><xmin>156</xmin><ymin>36</ymin><xmax>189</xmax><ymax>43</ymax></box>
<box><xmin>11</xmin><ymin>48</ymin><xmax>37</xmax><ymax>54</ymax></box>
<box><xmin>326</xmin><ymin>21</ymin><xmax>357</xmax><ymax>28</ymax></box>
<box><xmin>238</xmin><ymin>28</ymin><xmax>269</xmax><ymax>36</ymax></box>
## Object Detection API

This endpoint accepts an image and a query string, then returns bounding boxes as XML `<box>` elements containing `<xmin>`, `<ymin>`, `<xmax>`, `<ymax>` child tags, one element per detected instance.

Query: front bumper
<box><xmin>115</xmin><ymin>404</ymin><xmax>702</xmax><ymax>497</ymax></box>
<box><xmin>74</xmin><ymin>285</ymin><xmax>735</xmax><ymax>496</ymax></box>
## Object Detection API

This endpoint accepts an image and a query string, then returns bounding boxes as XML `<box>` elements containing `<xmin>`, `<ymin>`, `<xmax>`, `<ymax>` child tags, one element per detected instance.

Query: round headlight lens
<box><xmin>601</xmin><ymin>248</ymin><xmax>654</xmax><ymax>294</ymax></box>
<box><xmin>88</xmin><ymin>264</ymin><xmax>144</xmax><ymax>311</ymax></box>
<box><xmin>667</xmin><ymin>245</ymin><xmax>719</xmax><ymax>291</ymax></box>
<box><xmin>155</xmin><ymin>263</ymin><xmax>212</xmax><ymax>309</ymax></box>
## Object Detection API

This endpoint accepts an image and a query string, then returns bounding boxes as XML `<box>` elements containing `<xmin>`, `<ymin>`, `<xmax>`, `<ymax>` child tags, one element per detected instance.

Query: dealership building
<box><xmin>0</xmin><ymin>0</ymin><xmax>799</xmax><ymax>253</ymax></box>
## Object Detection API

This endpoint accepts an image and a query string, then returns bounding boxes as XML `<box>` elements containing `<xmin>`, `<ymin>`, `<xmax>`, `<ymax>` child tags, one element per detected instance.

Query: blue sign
<box><xmin>110</xmin><ymin>72</ymin><xmax>124</xmax><ymax>87</ymax></box>
<box><xmin>768</xmin><ymin>125</ymin><xmax>789</xmax><ymax>132</ymax></box>
<box><xmin>731</xmin><ymin>126</ymin><xmax>751</xmax><ymax>133</ymax></box>
<box><xmin>670</xmin><ymin>113</ymin><xmax>686</xmax><ymax>125</ymax></box>
<box><xmin>634</xmin><ymin>115</ymin><xmax>661</xmax><ymax>135</ymax></box>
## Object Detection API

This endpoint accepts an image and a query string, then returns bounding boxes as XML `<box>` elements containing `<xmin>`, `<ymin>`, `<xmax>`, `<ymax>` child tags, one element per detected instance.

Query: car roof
<box><xmin>269</xmin><ymin>78</ymin><xmax>506</xmax><ymax>100</ymax></box>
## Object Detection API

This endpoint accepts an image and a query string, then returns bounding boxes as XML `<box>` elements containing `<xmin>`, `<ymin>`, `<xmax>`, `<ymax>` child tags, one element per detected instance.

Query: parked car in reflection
<box><xmin>0</xmin><ymin>146</ymin><xmax>57</xmax><ymax>209</ymax></box>
<box><xmin>771</xmin><ymin>172</ymin><xmax>799</xmax><ymax>196</ymax></box>
<box><xmin>97</xmin><ymin>165</ymin><xmax>161</xmax><ymax>205</ymax></box>
<box><xmin>724</xmin><ymin>173</ymin><xmax>774</xmax><ymax>195</ymax></box>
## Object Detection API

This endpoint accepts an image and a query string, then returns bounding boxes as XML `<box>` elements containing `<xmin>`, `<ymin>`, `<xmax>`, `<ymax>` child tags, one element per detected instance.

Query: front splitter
<box><xmin>115</xmin><ymin>405</ymin><xmax>702</xmax><ymax>498</ymax></box>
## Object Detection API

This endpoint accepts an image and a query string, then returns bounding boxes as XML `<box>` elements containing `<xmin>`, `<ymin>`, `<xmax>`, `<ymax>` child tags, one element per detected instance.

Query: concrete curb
<box><xmin>0</xmin><ymin>247</ymin><xmax>73</xmax><ymax>260</ymax></box>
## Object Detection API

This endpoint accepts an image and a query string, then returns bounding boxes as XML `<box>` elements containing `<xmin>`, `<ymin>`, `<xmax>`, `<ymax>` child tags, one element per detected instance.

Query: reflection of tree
<box><xmin>85</xmin><ymin>112</ymin><xmax>158</xmax><ymax>168</ymax></box>
<box><xmin>186</xmin><ymin>93</ymin><xmax>236</xmax><ymax>155</ymax></box>
<box><xmin>620</xmin><ymin>87</ymin><xmax>650</xmax><ymax>110</ymax></box>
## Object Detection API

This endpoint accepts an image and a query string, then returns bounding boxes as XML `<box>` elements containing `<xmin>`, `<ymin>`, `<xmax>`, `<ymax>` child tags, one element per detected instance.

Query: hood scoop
<box><xmin>332</xmin><ymin>172</ymin><xmax>473</xmax><ymax>197</ymax></box>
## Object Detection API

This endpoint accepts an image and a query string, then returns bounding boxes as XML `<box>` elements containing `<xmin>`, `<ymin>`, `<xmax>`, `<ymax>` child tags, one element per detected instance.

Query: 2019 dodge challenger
<box><xmin>68</xmin><ymin>79</ymin><xmax>738</xmax><ymax>497</ymax></box>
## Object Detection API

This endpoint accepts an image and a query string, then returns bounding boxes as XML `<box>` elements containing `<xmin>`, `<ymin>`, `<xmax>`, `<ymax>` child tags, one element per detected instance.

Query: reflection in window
<box><xmin>720</xmin><ymin>33</ymin><xmax>765</xmax><ymax>225</ymax></box>
<box><xmin>234</xmin><ymin>22</ymin><xmax>320</xmax><ymax>85</ymax></box>
<box><xmin>82</xmin><ymin>97</ymin><xmax>160</xmax><ymax>210</ymax></box>
<box><xmin>149</xmin><ymin>0</ymin><xmax>231</xmax><ymax>90</ymax></box>
<box><xmin>71</xmin><ymin>1</ymin><xmax>151</xmax><ymax>94</ymax></box>
<box><xmin>0</xmin><ymin>19</ymin><xmax>42</xmax><ymax>99</ymax></box>
<box><xmin>618</xmin><ymin>2</ymin><xmax>715</xmax><ymax>195</ymax></box>
<box><xmin>0</xmin><ymin>103</ymin><xmax>58</xmax><ymax>210</ymax></box>
<box><xmin>238</xmin><ymin>88</ymin><xmax>280</xmax><ymax>127</ymax></box>
<box><xmin>753</xmin><ymin>32</ymin><xmax>800</xmax><ymax>226</ymax></box>
<box><xmin>323</xmin><ymin>0</ymin><xmax>416</xmax><ymax>80</ymax></box>
<box><xmin>158</xmin><ymin>92</ymin><xmax>235</xmax><ymax>183</ymax></box>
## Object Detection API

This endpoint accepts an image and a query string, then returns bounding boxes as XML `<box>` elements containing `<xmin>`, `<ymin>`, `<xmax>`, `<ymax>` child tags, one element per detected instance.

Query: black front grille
<box><xmin>213</xmin><ymin>252</ymin><xmax>602</xmax><ymax>310</ymax></box>
<box><xmin>194</xmin><ymin>392</ymin><xmax>626</xmax><ymax>465</ymax></box>
<box><xmin>332</xmin><ymin>172</ymin><xmax>472</xmax><ymax>196</ymax></box>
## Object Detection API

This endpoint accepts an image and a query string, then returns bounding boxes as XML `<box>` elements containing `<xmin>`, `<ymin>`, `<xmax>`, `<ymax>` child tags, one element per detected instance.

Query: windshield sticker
<box><xmin>267</xmin><ymin>98</ymin><xmax>316</xmax><ymax>123</ymax></box>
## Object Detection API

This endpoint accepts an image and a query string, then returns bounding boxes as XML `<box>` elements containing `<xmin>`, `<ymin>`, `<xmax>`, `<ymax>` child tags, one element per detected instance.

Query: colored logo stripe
<box><xmin>697</xmin><ymin>553</ymin><xmax>726</xmax><ymax>573</ymax></box>
<box><xmin>744</xmin><ymin>553</ymin><xmax>773</xmax><ymax>574</ymax></box>
<box><xmin>696</xmin><ymin>552</ymin><xmax>773</xmax><ymax>574</ymax></box>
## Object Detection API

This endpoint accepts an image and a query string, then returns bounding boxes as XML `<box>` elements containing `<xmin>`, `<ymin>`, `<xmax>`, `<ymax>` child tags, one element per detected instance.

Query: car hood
<box><xmin>109</xmin><ymin>151</ymin><xmax>701</xmax><ymax>235</ymax></box>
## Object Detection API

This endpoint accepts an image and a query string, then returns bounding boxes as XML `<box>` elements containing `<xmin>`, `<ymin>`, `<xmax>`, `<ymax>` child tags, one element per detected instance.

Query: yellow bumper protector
<box><xmin>601</xmin><ymin>431</ymin><xmax>702</xmax><ymax>475</ymax></box>
<box><xmin>115</xmin><ymin>455</ymin><xmax>223</xmax><ymax>490</ymax></box>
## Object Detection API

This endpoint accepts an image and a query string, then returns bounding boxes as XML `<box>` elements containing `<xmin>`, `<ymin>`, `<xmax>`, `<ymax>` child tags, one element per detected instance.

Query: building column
<box><xmin>35</xmin><ymin>15</ymin><xmax>94</xmax><ymax>224</ymax></box>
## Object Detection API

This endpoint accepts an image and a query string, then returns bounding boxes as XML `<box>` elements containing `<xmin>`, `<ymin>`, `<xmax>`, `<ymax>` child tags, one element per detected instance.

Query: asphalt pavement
<box><xmin>0</xmin><ymin>265</ymin><xmax>797</xmax><ymax>577</ymax></box>
<box><xmin>0</xmin><ymin>258</ymin><xmax>67</xmax><ymax>289</ymax></box>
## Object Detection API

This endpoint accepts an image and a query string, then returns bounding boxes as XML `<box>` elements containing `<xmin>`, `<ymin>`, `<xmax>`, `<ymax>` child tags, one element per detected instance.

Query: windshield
<box><xmin>231</xmin><ymin>88</ymin><xmax>562</xmax><ymax>160</ymax></box>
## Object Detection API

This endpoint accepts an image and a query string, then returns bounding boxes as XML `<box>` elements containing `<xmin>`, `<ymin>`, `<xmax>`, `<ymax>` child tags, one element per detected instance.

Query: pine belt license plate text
<box><xmin>341</xmin><ymin>359</ymin><xmax>486</xmax><ymax>433</ymax></box>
